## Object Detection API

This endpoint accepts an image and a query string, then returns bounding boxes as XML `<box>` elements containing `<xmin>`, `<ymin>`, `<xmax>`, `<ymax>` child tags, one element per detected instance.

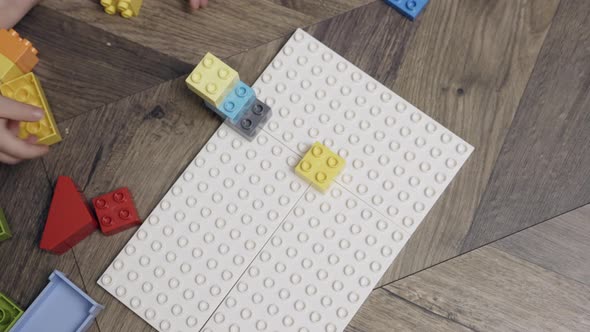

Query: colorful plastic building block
<box><xmin>295</xmin><ymin>142</ymin><xmax>345</xmax><ymax>192</ymax></box>
<box><xmin>0</xmin><ymin>53</ymin><xmax>23</xmax><ymax>84</ymax></box>
<box><xmin>0</xmin><ymin>73</ymin><xmax>62</xmax><ymax>145</ymax></box>
<box><xmin>186</xmin><ymin>52</ymin><xmax>239</xmax><ymax>108</ymax></box>
<box><xmin>0</xmin><ymin>208</ymin><xmax>11</xmax><ymax>242</ymax></box>
<box><xmin>225</xmin><ymin>98</ymin><xmax>272</xmax><ymax>141</ymax></box>
<box><xmin>0</xmin><ymin>29</ymin><xmax>38</xmax><ymax>74</ymax></box>
<box><xmin>206</xmin><ymin>80</ymin><xmax>255</xmax><ymax>122</ymax></box>
<box><xmin>10</xmin><ymin>270</ymin><xmax>103</xmax><ymax>332</ymax></box>
<box><xmin>100</xmin><ymin>0</ymin><xmax>143</xmax><ymax>18</ymax></box>
<box><xmin>0</xmin><ymin>291</ymin><xmax>23</xmax><ymax>331</ymax></box>
<box><xmin>92</xmin><ymin>187</ymin><xmax>141</xmax><ymax>236</ymax></box>
<box><xmin>40</xmin><ymin>176</ymin><xmax>98</xmax><ymax>255</ymax></box>
<box><xmin>384</xmin><ymin>0</ymin><xmax>429</xmax><ymax>20</ymax></box>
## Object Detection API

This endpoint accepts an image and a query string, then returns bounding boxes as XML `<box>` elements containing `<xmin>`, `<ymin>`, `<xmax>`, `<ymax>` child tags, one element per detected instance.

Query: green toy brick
<box><xmin>0</xmin><ymin>209</ymin><xmax>11</xmax><ymax>241</ymax></box>
<box><xmin>0</xmin><ymin>291</ymin><xmax>24</xmax><ymax>331</ymax></box>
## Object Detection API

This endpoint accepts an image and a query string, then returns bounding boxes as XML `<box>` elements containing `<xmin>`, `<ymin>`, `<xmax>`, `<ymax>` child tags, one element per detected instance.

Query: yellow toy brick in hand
<box><xmin>0</xmin><ymin>73</ymin><xmax>61</xmax><ymax>145</ymax></box>
<box><xmin>295</xmin><ymin>142</ymin><xmax>345</xmax><ymax>192</ymax></box>
<box><xmin>186</xmin><ymin>52</ymin><xmax>239</xmax><ymax>108</ymax></box>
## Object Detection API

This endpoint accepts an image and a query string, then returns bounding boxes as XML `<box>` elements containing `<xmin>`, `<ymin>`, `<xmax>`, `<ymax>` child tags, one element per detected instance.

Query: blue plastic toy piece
<box><xmin>10</xmin><ymin>270</ymin><xmax>104</xmax><ymax>332</ymax></box>
<box><xmin>384</xmin><ymin>0</ymin><xmax>429</xmax><ymax>20</ymax></box>
<box><xmin>207</xmin><ymin>80</ymin><xmax>255</xmax><ymax>122</ymax></box>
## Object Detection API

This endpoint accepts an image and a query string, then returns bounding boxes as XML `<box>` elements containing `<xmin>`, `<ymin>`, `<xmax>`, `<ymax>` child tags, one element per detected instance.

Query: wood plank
<box><xmin>375</xmin><ymin>0</ymin><xmax>560</xmax><ymax>286</ymax></box>
<box><xmin>269</xmin><ymin>0</ymin><xmax>374</xmax><ymax>18</ymax></box>
<box><xmin>41</xmin><ymin>0</ymin><xmax>317</xmax><ymax>63</ymax></box>
<box><xmin>15</xmin><ymin>6</ymin><xmax>192</xmax><ymax>122</ymax></box>
<box><xmin>386</xmin><ymin>246</ymin><xmax>590</xmax><ymax>332</ymax></box>
<box><xmin>492</xmin><ymin>204</ymin><xmax>590</xmax><ymax>286</ymax></box>
<box><xmin>463</xmin><ymin>0</ymin><xmax>590</xmax><ymax>252</ymax></box>
<box><xmin>0</xmin><ymin>161</ymin><xmax>98</xmax><ymax>329</ymax></box>
<box><xmin>346</xmin><ymin>288</ymin><xmax>473</xmax><ymax>332</ymax></box>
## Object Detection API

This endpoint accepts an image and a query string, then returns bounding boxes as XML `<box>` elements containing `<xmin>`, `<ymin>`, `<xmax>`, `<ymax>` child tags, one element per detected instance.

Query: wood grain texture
<box><xmin>0</xmin><ymin>161</ymin><xmax>99</xmax><ymax>330</ymax></box>
<box><xmin>375</xmin><ymin>0</ymin><xmax>560</xmax><ymax>286</ymax></box>
<box><xmin>271</xmin><ymin>0</ymin><xmax>375</xmax><ymax>18</ymax></box>
<box><xmin>462</xmin><ymin>0</ymin><xmax>590</xmax><ymax>252</ymax></box>
<box><xmin>346</xmin><ymin>288</ymin><xmax>473</xmax><ymax>332</ymax></box>
<box><xmin>15</xmin><ymin>6</ymin><xmax>192</xmax><ymax>122</ymax></box>
<box><xmin>41</xmin><ymin>0</ymin><xmax>367</xmax><ymax>64</ymax></box>
<box><xmin>386</xmin><ymin>246</ymin><xmax>590</xmax><ymax>332</ymax></box>
<box><xmin>492</xmin><ymin>204</ymin><xmax>590</xmax><ymax>286</ymax></box>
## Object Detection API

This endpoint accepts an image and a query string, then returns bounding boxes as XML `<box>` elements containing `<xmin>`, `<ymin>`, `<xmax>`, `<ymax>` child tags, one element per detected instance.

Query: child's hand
<box><xmin>0</xmin><ymin>0</ymin><xmax>40</xmax><ymax>29</ymax></box>
<box><xmin>0</xmin><ymin>96</ymin><xmax>49</xmax><ymax>164</ymax></box>
<box><xmin>188</xmin><ymin>0</ymin><xmax>208</xmax><ymax>10</ymax></box>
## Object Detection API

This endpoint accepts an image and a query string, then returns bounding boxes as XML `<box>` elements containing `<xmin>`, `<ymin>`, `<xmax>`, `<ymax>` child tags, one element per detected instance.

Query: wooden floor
<box><xmin>0</xmin><ymin>0</ymin><xmax>588</xmax><ymax>331</ymax></box>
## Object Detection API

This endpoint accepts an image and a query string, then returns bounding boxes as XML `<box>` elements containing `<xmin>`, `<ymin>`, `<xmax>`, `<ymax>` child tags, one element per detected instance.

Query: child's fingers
<box><xmin>0</xmin><ymin>131</ymin><xmax>49</xmax><ymax>160</ymax></box>
<box><xmin>188</xmin><ymin>0</ymin><xmax>201</xmax><ymax>9</ymax></box>
<box><xmin>7</xmin><ymin>120</ymin><xmax>20</xmax><ymax>136</ymax></box>
<box><xmin>200</xmin><ymin>0</ymin><xmax>209</xmax><ymax>8</ymax></box>
<box><xmin>0</xmin><ymin>151</ymin><xmax>22</xmax><ymax>165</ymax></box>
<box><xmin>0</xmin><ymin>96</ymin><xmax>44</xmax><ymax>122</ymax></box>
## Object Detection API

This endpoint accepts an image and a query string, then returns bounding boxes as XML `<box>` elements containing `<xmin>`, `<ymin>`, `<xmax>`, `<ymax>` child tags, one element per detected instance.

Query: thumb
<box><xmin>0</xmin><ymin>96</ymin><xmax>45</xmax><ymax>122</ymax></box>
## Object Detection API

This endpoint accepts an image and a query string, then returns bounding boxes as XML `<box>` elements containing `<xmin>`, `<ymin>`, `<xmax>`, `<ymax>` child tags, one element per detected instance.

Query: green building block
<box><xmin>0</xmin><ymin>209</ymin><xmax>11</xmax><ymax>241</ymax></box>
<box><xmin>0</xmin><ymin>292</ymin><xmax>23</xmax><ymax>331</ymax></box>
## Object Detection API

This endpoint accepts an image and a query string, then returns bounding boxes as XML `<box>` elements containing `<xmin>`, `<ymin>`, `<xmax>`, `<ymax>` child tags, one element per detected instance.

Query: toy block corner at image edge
<box><xmin>384</xmin><ymin>0</ymin><xmax>429</xmax><ymax>20</ymax></box>
<box><xmin>0</xmin><ymin>208</ymin><xmax>12</xmax><ymax>241</ymax></box>
<box><xmin>0</xmin><ymin>291</ymin><xmax>23</xmax><ymax>330</ymax></box>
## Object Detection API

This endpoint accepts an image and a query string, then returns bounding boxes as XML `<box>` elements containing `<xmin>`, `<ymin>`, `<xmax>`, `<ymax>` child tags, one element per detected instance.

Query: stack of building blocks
<box><xmin>186</xmin><ymin>52</ymin><xmax>272</xmax><ymax>140</ymax></box>
<box><xmin>40</xmin><ymin>176</ymin><xmax>98</xmax><ymax>255</ymax></box>
<box><xmin>0</xmin><ymin>208</ymin><xmax>11</xmax><ymax>242</ymax></box>
<box><xmin>0</xmin><ymin>291</ymin><xmax>23</xmax><ymax>331</ymax></box>
<box><xmin>100</xmin><ymin>0</ymin><xmax>143</xmax><ymax>18</ymax></box>
<box><xmin>384</xmin><ymin>0</ymin><xmax>429</xmax><ymax>20</ymax></box>
<box><xmin>92</xmin><ymin>188</ymin><xmax>141</xmax><ymax>236</ymax></box>
<box><xmin>0</xmin><ymin>73</ymin><xmax>61</xmax><ymax>145</ymax></box>
<box><xmin>0</xmin><ymin>29</ymin><xmax>38</xmax><ymax>84</ymax></box>
<box><xmin>0</xmin><ymin>29</ymin><xmax>62</xmax><ymax>146</ymax></box>
<box><xmin>10</xmin><ymin>270</ymin><xmax>103</xmax><ymax>332</ymax></box>
<box><xmin>295</xmin><ymin>142</ymin><xmax>346</xmax><ymax>192</ymax></box>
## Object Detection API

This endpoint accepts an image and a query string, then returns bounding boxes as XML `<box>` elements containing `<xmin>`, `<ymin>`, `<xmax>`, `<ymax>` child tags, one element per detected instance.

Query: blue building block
<box><xmin>10</xmin><ymin>270</ymin><xmax>104</xmax><ymax>332</ymax></box>
<box><xmin>206</xmin><ymin>80</ymin><xmax>255</xmax><ymax>122</ymax></box>
<box><xmin>384</xmin><ymin>0</ymin><xmax>429</xmax><ymax>20</ymax></box>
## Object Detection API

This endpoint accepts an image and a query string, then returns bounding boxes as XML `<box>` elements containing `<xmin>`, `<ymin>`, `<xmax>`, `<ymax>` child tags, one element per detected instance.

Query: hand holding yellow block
<box><xmin>0</xmin><ymin>73</ymin><xmax>61</xmax><ymax>145</ymax></box>
<box><xmin>101</xmin><ymin>0</ymin><xmax>143</xmax><ymax>18</ymax></box>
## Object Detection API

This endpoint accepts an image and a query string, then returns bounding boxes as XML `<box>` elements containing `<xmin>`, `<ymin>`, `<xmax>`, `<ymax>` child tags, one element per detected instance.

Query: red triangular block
<box><xmin>40</xmin><ymin>176</ymin><xmax>98</xmax><ymax>255</ymax></box>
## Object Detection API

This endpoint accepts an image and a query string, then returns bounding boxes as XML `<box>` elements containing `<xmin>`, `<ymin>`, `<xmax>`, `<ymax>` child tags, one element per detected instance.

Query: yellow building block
<box><xmin>0</xmin><ymin>73</ymin><xmax>62</xmax><ymax>145</ymax></box>
<box><xmin>101</xmin><ymin>0</ymin><xmax>143</xmax><ymax>18</ymax></box>
<box><xmin>0</xmin><ymin>53</ymin><xmax>24</xmax><ymax>84</ymax></box>
<box><xmin>295</xmin><ymin>142</ymin><xmax>345</xmax><ymax>192</ymax></box>
<box><xmin>186</xmin><ymin>52</ymin><xmax>239</xmax><ymax>108</ymax></box>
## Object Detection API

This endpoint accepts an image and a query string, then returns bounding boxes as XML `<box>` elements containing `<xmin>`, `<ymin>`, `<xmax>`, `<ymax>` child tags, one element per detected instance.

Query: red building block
<box><xmin>40</xmin><ymin>176</ymin><xmax>98</xmax><ymax>255</ymax></box>
<box><xmin>92</xmin><ymin>188</ymin><xmax>141</xmax><ymax>235</ymax></box>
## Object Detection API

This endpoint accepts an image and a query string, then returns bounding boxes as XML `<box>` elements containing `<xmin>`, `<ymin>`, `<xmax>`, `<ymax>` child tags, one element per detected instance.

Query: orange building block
<box><xmin>0</xmin><ymin>29</ymin><xmax>39</xmax><ymax>73</ymax></box>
